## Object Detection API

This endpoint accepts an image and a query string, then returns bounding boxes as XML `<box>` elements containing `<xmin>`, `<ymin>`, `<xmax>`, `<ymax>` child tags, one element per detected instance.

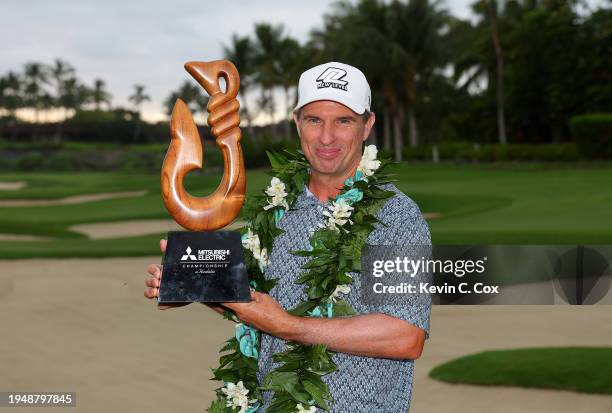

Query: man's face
<box><xmin>293</xmin><ymin>100</ymin><xmax>375</xmax><ymax>179</ymax></box>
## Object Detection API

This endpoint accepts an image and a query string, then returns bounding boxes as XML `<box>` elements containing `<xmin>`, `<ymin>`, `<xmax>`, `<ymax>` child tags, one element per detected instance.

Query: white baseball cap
<box><xmin>294</xmin><ymin>61</ymin><xmax>371</xmax><ymax>115</ymax></box>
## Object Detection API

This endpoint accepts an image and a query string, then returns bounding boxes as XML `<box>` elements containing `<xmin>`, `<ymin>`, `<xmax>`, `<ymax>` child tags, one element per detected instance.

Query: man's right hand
<box><xmin>144</xmin><ymin>239</ymin><xmax>187</xmax><ymax>310</ymax></box>
<box><xmin>144</xmin><ymin>239</ymin><xmax>225</xmax><ymax>315</ymax></box>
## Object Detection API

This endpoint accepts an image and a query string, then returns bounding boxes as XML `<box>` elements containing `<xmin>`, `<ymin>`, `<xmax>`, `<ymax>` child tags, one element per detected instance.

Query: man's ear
<box><xmin>293</xmin><ymin>112</ymin><xmax>301</xmax><ymax>139</ymax></box>
<box><xmin>363</xmin><ymin>112</ymin><xmax>376</xmax><ymax>141</ymax></box>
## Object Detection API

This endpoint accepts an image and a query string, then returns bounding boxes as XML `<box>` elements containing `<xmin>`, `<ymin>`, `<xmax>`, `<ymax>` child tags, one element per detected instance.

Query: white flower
<box><xmin>322</xmin><ymin>198</ymin><xmax>354</xmax><ymax>231</ymax></box>
<box><xmin>331</xmin><ymin>284</ymin><xmax>351</xmax><ymax>302</ymax></box>
<box><xmin>256</xmin><ymin>247</ymin><xmax>269</xmax><ymax>268</ymax></box>
<box><xmin>242</xmin><ymin>228</ymin><xmax>268</xmax><ymax>270</ymax></box>
<box><xmin>357</xmin><ymin>144</ymin><xmax>381</xmax><ymax>177</ymax></box>
<box><xmin>241</xmin><ymin>228</ymin><xmax>260</xmax><ymax>253</ymax></box>
<box><xmin>221</xmin><ymin>381</ymin><xmax>258</xmax><ymax>413</ymax></box>
<box><xmin>263</xmin><ymin>177</ymin><xmax>289</xmax><ymax>210</ymax></box>
<box><xmin>295</xmin><ymin>403</ymin><xmax>317</xmax><ymax>413</ymax></box>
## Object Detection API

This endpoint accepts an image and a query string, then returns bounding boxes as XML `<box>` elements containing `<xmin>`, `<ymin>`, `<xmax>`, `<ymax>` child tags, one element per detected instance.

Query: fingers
<box><xmin>144</xmin><ymin>239</ymin><xmax>164</xmax><ymax>302</ymax></box>
<box><xmin>145</xmin><ymin>275</ymin><xmax>159</xmax><ymax>288</ymax></box>
<box><xmin>147</xmin><ymin>263</ymin><xmax>162</xmax><ymax>279</ymax></box>
<box><xmin>144</xmin><ymin>286</ymin><xmax>158</xmax><ymax>299</ymax></box>
<box><xmin>145</xmin><ymin>263</ymin><xmax>162</xmax><ymax>300</ymax></box>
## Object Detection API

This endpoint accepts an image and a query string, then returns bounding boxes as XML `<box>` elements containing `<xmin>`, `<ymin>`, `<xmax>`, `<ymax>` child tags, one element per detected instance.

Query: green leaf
<box><xmin>266</xmin><ymin>150</ymin><xmax>285</xmax><ymax>170</ymax></box>
<box><xmin>305</xmin><ymin>345</ymin><xmax>337</xmax><ymax>376</ymax></box>
<box><xmin>332</xmin><ymin>299</ymin><xmax>356</xmax><ymax>316</ymax></box>
<box><xmin>263</xmin><ymin>371</ymin><xmax>311</xmax><ymax>404</ymax></box>
<box><xmin>288</xmin><ymin>300</ymin><xmax>318</xmax><ymax>316</ymax></box>
<box><xmin>303</xmin><ymin>378</ymin><xmax>330</xmax><ymax>410</ymax></box>
<box><xmin>267</xmin><ymin>392</ymin><xmax>299</xmax><ymax>413</ymax></box>
<box><xmin>206</xmin><ymin>398</ymin><xmax>230</xmax><ymax>413</ymax></box>
<box><xmin>220</xmin><ymin>338</ymin><xmax>238</xmax><ymax>353</ymax></box>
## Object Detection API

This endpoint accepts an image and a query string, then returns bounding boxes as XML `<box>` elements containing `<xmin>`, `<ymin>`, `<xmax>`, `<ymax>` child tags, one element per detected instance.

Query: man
<box><xmin>145</xmin><ymin>61</ymin><xmax>431</xmax><ymax>412</ymax></box>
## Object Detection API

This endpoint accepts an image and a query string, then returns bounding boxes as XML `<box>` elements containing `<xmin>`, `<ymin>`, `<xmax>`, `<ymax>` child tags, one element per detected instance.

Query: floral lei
<box><xmin>207</xmin><ymin>145</ymin><xmax>394</xmax><ymax>413</ymax></box>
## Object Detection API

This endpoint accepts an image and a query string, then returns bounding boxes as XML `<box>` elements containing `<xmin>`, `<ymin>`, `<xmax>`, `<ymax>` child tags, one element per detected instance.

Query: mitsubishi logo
<box><xmin>181</xmin><ymin>246</ymin><xmax>197</xmax><ymax>261</ymax></box>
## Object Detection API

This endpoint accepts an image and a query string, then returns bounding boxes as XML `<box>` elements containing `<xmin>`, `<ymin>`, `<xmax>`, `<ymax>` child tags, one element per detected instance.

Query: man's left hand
<box><xmin>222</xmin><ymin>291</ymin><xmax>295</xmax><ymax>337</ymax></box>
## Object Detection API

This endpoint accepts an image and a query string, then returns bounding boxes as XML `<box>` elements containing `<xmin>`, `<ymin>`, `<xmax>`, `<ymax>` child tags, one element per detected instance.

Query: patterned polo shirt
<box><xmin>256</xmin><ymin>183</ymin><xmax>432</xmax><ymax>413</ymax></box>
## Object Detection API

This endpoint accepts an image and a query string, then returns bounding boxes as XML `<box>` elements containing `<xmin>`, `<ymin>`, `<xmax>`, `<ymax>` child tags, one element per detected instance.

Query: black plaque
<box><xmin>158</xmin><ymin>231</ymin><xmax>251</xmax><ymax>303</ymax></box>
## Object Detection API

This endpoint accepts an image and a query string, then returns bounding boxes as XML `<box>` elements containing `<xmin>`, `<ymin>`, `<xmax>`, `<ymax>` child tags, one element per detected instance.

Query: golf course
<box><xmin>1</xmin><ymin>162</ymin><xmax>612</xmax><ymax>259</ymax></box>
<box><xmin>1</xmin><ymin>161</ymin><xmax>611</xmax><ymax>413</ymax></box>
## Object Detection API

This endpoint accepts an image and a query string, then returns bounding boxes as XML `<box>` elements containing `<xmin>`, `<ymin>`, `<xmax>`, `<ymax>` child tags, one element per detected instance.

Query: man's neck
<box><xmin>308</xmin><ymin>163</ymin><xmax>359</xmax><ymax>203</ymax></box>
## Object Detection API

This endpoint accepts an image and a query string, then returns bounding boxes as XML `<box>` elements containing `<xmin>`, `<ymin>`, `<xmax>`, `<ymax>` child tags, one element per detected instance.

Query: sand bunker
<box><xmin>0</xmin><ymin>234</ymin><xmax>54</xmax><ymax>242</ymax></box>
<box><xmin>1</xmin><ymin>256</ymin><xmax>611</xmax><ymax>413</ymax></box>
<box><xmin>69</xmin><ymin>219</ymin><xmax>246</xmax><ymax>239</ymax></box>
<box><xmin>0</xmin><ymin>190</ymin><xmax>147</xmax><ymax>207</ymax></box>
<box><xmin>0</xmin><ymin>181</ymin><xmax>26</xmax><ymax>190</ymax></box>
<box><xmin>70</xmin><ymin>219</ymin><xmax>183</xmax><ymax>239</ymax></box>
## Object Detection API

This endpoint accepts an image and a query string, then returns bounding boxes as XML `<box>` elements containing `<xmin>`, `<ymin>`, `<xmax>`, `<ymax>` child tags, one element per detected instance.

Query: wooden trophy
<box><xmin>157</xmin><ymin>60</ymin><xmax>251</xmax><ymax>304</ymax></box>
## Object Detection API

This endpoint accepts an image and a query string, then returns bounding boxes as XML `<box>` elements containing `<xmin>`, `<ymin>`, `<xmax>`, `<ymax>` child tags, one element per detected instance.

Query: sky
<box><xmin>0</xmin><ymin>0</ymin><xmax>606</xmax><ymax>124</ymax></box>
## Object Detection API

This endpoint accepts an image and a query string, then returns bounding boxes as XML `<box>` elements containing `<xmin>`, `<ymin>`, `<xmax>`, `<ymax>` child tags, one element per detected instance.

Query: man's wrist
<box><xmin>274</xmin><ymin>313</ymin><xmax>306</xmax><ymax>341</ymax></box>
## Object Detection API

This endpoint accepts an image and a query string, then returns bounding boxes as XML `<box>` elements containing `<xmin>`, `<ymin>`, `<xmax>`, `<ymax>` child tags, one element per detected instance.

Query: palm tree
<box><xmin>50</xmin><ymin>59</ymin><xmax>75</xmax><ymax>116</ymax></box>
<box><xmin>0</xmin><ymin>71</ymin><xmax>22</xmax><ymax>120</ymax></box>
<box><xmin>23</xmin><ymin>62</ymin><xmax>50</xmax><ymax>125</ymax></box>
<box><xmin>253</xmin><ymin>23</ymin><xmax>286</xmax><ymax>137</ymax></box>
<box><xmin>387</xmin><ymin>0</ymin><xmax>448</xmax><ymax>148</ymax></box>
<box><xmin>311</xmin><ymin>0</ymin><xmax>407</xmax><ymax>159</ymax></box>
<box><xmin>128</xmin><ymin>84</ymin><xmax>151</xmax><ymax>143</ymax></box>
<box><xmin>129</xmin><ymin>84</ymin><xmax>151</xmax><ymax>115</ymax></box>
<box><xmin>75</xmin><ymin>83</ymin><xmax>92</xmax><ymax>111</ymax></box>
<box><xmin>223</xmin><ymin>34</ymin><xmax>257</xmax><ymax>138</ymax></box>
<box><xmin>455</xmin><ymin>1</ymin><xmax>507</xmax><ymax>144</ymax></box>
<box><xmin>50</xmin><ymin>59</ymin><xmax>75</xmax><ymax>139</ymax></box>
<box><xmin>277</xmin><ymin>36</ymin><xmax>302</xmax><ymax>139</ymax></box>
<box><xmin>91</xmin><ymin>78</ymin><xmax>111</xmax><ymax>111</ymax></box>
<box><xmin>59</xmin><ymin>77</ymin><xmax>83</xmax><ymax>112</ymax></box>
<box><xmin>164</xmin><ymin>80</ymin><xmax>208</xmax><ymax>123</ymax></box>
<box><xmin>312</xmin><ymin>0</ymin><xmax>447</xmax><ymax>157</ymax></box>
<box><xmin>0</xmin><ymin>71</ymin><xmax>24</xmax><ymax>140</ymax></box>
<box><xmin>485</xmin><ymin>0</ymin><xmax>507</xmax><ymax>144</ymax></box>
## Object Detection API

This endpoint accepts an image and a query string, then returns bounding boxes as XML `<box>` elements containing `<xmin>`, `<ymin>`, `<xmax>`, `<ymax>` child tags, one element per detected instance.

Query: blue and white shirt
<box><xmin>257</xmin><ymin>183</ymin><xmax>432</xmax><ymax>413</ymax></box>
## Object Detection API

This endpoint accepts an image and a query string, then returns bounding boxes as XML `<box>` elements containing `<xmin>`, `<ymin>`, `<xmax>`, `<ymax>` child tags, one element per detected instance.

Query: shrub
<box><xmin>403</xmin><ymin>142</ymin><xmax>580</xmax><ymax>162</ymax></box>
<box><xmin>16</xmin><ymin>152</ymin><xmax>45</xmax><ymax>171</ymax></box>
<box><xmin>570</xmin><ymin>113</ymin><xmax>612</xmax><ymax>159</ymax></box>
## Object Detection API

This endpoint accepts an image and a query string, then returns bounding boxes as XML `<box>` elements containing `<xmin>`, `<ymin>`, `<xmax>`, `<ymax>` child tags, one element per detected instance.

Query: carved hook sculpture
<box><xmin>161</xmin><ymin>60</ymin><xmax>246</xmax><ymax>231</ymax></box>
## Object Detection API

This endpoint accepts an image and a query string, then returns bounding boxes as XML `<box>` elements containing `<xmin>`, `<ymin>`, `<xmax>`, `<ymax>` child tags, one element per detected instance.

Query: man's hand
<box><xmin>225</xmin><ymin>289</ymin><xmax>426</xmax><ymax>360</ymax></box>
<box><xmin>222</xmin><ymin>291</ymin><xmax>295</xmax><ymax>337</ymax></box>
<box><xmin>144</xmin><ymin>239</ymin><xmax>187</xmax><ymax>310</ymax></box>
<box><xmin>144</xmin><ymin>239</ymin><xmax>224</xmax><ymax>314</ymax></box>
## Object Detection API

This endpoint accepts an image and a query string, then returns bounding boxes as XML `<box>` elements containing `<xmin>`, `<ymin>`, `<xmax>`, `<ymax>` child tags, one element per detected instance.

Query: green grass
<box><xmin>429</xmin><ymin>347</ymin><xmax>612</xmax><ymax>395</ymax></box>
<box><xmin>1</xmin><ymin>162</ymin><xmax>611</xmax><ymax>258</ymax></box>
<box><xmin>389</xmin><ymin>163</ymin><xmax>612</xmax><ymax>244</ymax></box>
<box><xmin>0</xmin><ymin>232</ymin><xmax>170</xmax><ymax>259</ymax></box>
<box><xmin>0</xmin><ymin>170</ymin><xmax>271</xmax><ymax>200</ymax></box>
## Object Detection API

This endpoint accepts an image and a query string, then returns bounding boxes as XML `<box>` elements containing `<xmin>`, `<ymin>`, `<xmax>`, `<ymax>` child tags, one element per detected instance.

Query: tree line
<box><xmin>216</xmin><ymin>0</ymin><xmax>611</xmax><ymax>159</ymax></box>
<box><xmin>0</xmin><ymin>59</ymin><xmax>151</xmax><ymax>140</ymax></box>
<box><xmin>1</xmin><ymin>0</ymin><xmax>610</xmax><ymax>160</ymax></box>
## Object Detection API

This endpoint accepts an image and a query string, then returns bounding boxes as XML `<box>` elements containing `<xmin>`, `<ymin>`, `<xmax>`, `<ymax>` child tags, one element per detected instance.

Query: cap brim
<box><xmin>294</xmin><ymin>91</ymin><xmax>366</xmax><ymax>115</ymax></box>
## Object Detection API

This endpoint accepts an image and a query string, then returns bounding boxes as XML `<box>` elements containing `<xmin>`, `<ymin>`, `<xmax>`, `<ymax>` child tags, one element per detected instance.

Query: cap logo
<box><xmin>316</xmin><ymin>67</ymin><xmax>348</xmax><ymax>91</ymax></box>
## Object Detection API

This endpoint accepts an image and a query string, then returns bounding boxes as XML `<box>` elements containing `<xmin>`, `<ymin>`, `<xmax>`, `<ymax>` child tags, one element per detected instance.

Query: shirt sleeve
<box><xmin>357</xmin><ymin>188</ymin><xmax>433</xmax><ymax>338</ymax></box>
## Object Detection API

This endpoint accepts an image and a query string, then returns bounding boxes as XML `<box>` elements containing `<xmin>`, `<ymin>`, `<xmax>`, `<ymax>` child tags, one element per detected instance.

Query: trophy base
<box><xmin>158</xmin><ymin>230</ymin><xmax>251</xmax><ymax>303</ymax></box>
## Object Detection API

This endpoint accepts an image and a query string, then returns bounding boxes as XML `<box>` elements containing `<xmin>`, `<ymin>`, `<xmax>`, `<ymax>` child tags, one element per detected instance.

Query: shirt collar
<box><xmin>294</xmin><ymin>184</ymin><xmax>327</xmax><ymax>209</ymax></box>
